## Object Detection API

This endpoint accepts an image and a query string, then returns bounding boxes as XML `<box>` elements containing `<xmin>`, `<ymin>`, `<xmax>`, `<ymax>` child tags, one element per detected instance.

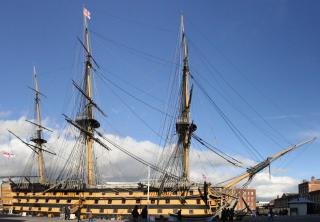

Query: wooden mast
<box><xmin>83</xmin><ymin>8</ymin><xmax>95</xmax><ymax>186</ymax></box>
<box><xmin>31</xmin><ymin>66</ymin><xmax>46</xmax><ymax>184</ymax></box>
<box><xmin>176</xmin><ymin>16</ymin><xmax>196</xmax><ymax>181</ymax></box>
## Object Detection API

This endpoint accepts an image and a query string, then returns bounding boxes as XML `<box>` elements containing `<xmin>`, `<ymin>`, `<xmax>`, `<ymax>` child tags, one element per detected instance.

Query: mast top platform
<box><xmin>75</xmin><ymin>117</ymin><xmax>100</xmax><ymax>129</ymax></box>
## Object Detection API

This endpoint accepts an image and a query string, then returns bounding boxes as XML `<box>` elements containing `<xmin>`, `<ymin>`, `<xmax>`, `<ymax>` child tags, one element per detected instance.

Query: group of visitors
<box><xmin>131</xmin><ymin>205</ymin><xmax>148</xmax><ymax>222</ymax></box>
<box><xmin>221</xmin><ymin>208</ymin><xmax>234</xmax><ymax>222</ymax></box>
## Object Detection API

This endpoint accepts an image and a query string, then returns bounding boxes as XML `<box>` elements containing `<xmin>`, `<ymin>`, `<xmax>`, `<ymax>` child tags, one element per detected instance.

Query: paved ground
<box><xmin>1</xmin><ymin>215</ymin><xmax>320</xmax><ymax>222</ymax></box>
<box><xmin>242</xmin><ymin>215</ymin><xmax>320</xmax><ymax>221</ymax></box>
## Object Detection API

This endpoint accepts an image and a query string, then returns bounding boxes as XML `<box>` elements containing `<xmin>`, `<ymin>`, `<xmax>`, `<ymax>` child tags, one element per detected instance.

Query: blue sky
<box><xmin>1</xmin><ymin>0</ymin><xmax>320</xmax><ymax>183</ymax></box>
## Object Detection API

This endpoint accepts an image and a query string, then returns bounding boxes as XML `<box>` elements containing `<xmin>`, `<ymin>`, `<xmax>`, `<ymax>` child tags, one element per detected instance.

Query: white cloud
<box><xmin>0</xmin><ymin>116</ymin><xmax>32</xmax><ymax>143</ymax></box>
<box><xmin>0</xmin><ymin>116</ymin><xmax>301</xmax><ymax>200</ymax></box>
<box><xmin>251</xmin><ymin>172</ymin><xmax>299</xmax><ymax>199</ymax></box>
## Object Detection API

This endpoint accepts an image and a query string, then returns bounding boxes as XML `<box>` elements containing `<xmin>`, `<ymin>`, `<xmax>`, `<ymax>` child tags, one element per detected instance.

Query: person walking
<box><xmin>131</xmin><ymin>205</ymin><xmax>140</xmax><ymax>222</ymax></box>
<box><xmin>230</xmin><ymin>208</ymin><xmax>234</xmax><ymax>221</ymax></box>
<box><xmin>86</xmin><ymin>207</ymin><xmax>93</xmax><ymax>222</ymax></box>
<box><xmin>64</xmin><ymin>206</ymin><xmax>68</xmax><ymax>220</ymax></box>
<box><xmin>76</xmin><ymin>207</ymin><xmax>81</xmax><ymax>222</ymax></box>
<box><xmin>268</xmin><ymin>208</ymin><xmax>274</xmax><ymax>221</ymax></box>
<box><xmin>141</xmin><ymin>206</ymin><xmax>148</xmax><ymax>222</ymax></box>
<box><xmin>177</xmin><ymin>209</ymin><xmax>182</xmax><ymax>221</ymax></box>
<box><xmin>221</xmin><ymin>208</ymin><xmax>226</xmax><ymax>222</ymax></box>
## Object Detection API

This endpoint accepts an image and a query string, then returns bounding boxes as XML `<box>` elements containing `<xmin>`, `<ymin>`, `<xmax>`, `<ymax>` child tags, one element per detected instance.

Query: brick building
<box><xmin>299</xmin><ymin>176</ymin><xmax>320</xmax><ymax>197</ymax></box>
<box><xmin>234</xmin><ymin>188</ymin><xmax>256</xmax><ymax>211</ymax></box>
<box><xmin>274</xmin><ymin>193</ymin><xmax>299</xmax><ymax>210</ymax></box>
<box><xmin>309</xmin><ymin>190</ymin><xmax>320</xmax><ymax>213</ymax></box>
<box><xmin>273</xmin><ymin>176</ymin><xmax>320</xmax><ymax>215</ymax></box>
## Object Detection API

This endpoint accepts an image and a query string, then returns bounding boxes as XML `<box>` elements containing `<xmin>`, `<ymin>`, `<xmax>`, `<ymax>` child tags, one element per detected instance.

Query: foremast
<box><xmin>176</xmin><ymin>16</ymin><xmax>197</xmax><ymax>181</ymax></box>
<box><xmin>30</xmin><ymin>66</ymin><xmax>46</xmax><ymax>184</ymax></box>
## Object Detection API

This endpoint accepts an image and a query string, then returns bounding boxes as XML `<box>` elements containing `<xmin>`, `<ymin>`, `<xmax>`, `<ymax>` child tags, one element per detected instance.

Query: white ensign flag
<box><xmin>83</xmin><ymin>8</ymin><xmax>91</xmax><ymax>20</ymax></box>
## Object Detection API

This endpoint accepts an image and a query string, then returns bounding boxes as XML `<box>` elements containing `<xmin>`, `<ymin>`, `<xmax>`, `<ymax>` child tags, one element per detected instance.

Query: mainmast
<box><xmin>75</xmin><ymin>7</ymin><xmax>100</xmax><ymax>186</ymax></box>
<box><xmin>176</xmin><ymin>16</ymin><xmax>197</xmax><ymax>181</ymax></box>
<box><xmin>30</xmin><ymin>66</ymin><xmax>46</xmax><ymax>184</ymax></box>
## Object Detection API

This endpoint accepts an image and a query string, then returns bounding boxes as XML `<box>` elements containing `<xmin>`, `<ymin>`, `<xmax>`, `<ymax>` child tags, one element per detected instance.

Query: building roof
<box><xmin>281</xmin><ymin>193</ymin><xmax>298</xmax><ymax>198</ymax></box>
<box><xmin>309</xmin><ymin>190</ymin><xmax>320</xmax><ymax>195</ymax></box>
<box><xmin>288</xmin><ymin>197</ymin><xmax>314</xmax><ymax>204</ymax></box>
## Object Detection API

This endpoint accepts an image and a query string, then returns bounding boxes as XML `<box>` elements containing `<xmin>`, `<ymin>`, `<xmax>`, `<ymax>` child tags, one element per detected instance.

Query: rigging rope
<box><xmin>191</xmin><ymin>68</ymin><xmax>286</xmax><ymax>149</ymax></box>
<box><xmin>95</xmin><ymin>129</ymin><xmax>179</xmax><ymax>181</ymax></box>
<box><xmin>95</xmin><ymin>70</ymin><xmax>174</xmax><ymax>118</ymax></box>
<box><xmin>190</xmin><ymin>74</ymin><xmax>264</xmax><ymax>161</ymax></box>
<box><xmin>188</xmin><ymin>38</ymin><xmax>292</xmax><ymax>147</ymax></box>
<box><xmin>192</xmin><ymin>134</ymin><xmax>244</xmax><ymax>168</ymax></box>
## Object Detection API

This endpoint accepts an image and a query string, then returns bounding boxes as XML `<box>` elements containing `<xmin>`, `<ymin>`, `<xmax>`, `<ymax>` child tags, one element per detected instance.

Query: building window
<box><xmin>38</xmin><ymin>207</ymin><xmax>41</xmax><ymax>211</ymax></box>
<box><xmin>45</xmin><ymin>199</ymin><xmax>49</xmax><ymax>203</ymax></box>
<box><xmin>56</xmin><ymin>199</ymin><xmax>60</xmax><ymax>203</ymax></box>
<box><xmin>89</xmin><ymin>192</ymin><xmax>93</xmax><ymax>195</ymax></box>
<box><xmin>189</xmin><ymin>191</ymin><xmax>193</xmax><ymax>195</ymax></box>
<box><xmin>17</xmin><ymin>193</ymin><xmax>20</xmax><ymax>196</ymax></box>
<box><xmin>165</xmin><ymin>199</ymin><xmax>170</xmax><ymax>204</ymax></box>
<box><xmin>99</xmin><ymin>208</ymin><xmax>104</xmax><ymax>213</ymax></box>
<box><xmin>113</xmin><ymin>209</ymin><xmax>118</xmax><ymax>213</ymax></box>
<box><xmin>128</xmin><ymin>209</ymin><xmax>131</xmax><ymax>213</ymax></box>
<box><xmin>94</xmin><ymin>199</ymin><xmax>99</xmax><ymax>204</ymax></box>
<box><xmin>122</xmin><ymin>199</ymin><xmax>126</xmax><ymax>204</ymax></box>
<box><xmin>108</xmin><ymin>199</ymin><xmax>112</xmax><ymax>204</ymax></box>
<box><xmin>151</xmin><ymin>199</ymin><xmax>155</xmax><ymax>204</ymax></box>
<box><xmin>64</xmin><ymin>192</ymin><xmax>67</xmax><ymax>195</ymax></box>
<box><xmin>102</xmin><ymin>192</ymin><xmax>106</xmax><ymax>195</ymax></box>
<box><xmin>76</xmin><ymin>192</ymin><xmax>79</xmax><ymax>195</ymax></box>
<box><xmin>29</xmin><ymin>207</ymin><xmax>32</xmax><ymax>211</ymax></box>
<box><xmin>32</xmin><ymin>192</ymin><xmax>35</xmax><ymax>196</ymax></box>
<box><xmin>48</xmin><ymin>207</ymin><xmax>52</xmax><ymax>211</ymax></box>
<box><xmin>129</xmin><ymin>191</ymin><xmax>133</xmax><ymax>195</ymax></box>
<box><xmin>53</xmin><ymin>192</ymin><xmax>56</xmax><ymax>195</ymax></box>
<box><xmin>67</xmin><ymin>199</ymin><xmax>71</xmax><ymax>203</ymax></box>
<box><xmin>136</xmin><ymin>199</ymin><xmax>141</xmax><ymax>204</ymax></box>
<box><xmin>157</xmin><ymin>209</ymin><xmax>162</xmax><ymax>213</ymax></box>
<box><xmin>24</xmin><ymin>192</ymin><xmax>27</xmax><ymax>195</ymax></box>
<box><xmin>115</xmin><ymin>192</ymin><xmax>119</xmax><ymax>195</ymax></box>
<box><xmin>35</xmin><ymin>199</ymin><xmax>39</xmax><ymax>203</ymax></box>
<box><xmin>197</xmin><ymin>199</ymin><xmax>201</xmax><ymax>204</ymax></box>
<box><xmin>26</xmin><ymin>199</ymin><xmax>29</xmax><ymax>203</ymax></box>
<box><xmin>144</xmin><ymin>191</ymin><xmax>148</xmax><ymax>195</ymax></box>
<box><xmin>18</xmin><ymin>199</ymin><xmax>21</xmax><ymax>203</ymax></box>
<box><xmin>189</xmin><ymin>210</ymin><xmax>194</xmax><ymax>214</ymax></box>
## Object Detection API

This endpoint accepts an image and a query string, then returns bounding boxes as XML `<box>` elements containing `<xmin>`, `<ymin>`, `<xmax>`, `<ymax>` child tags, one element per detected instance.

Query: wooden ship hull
<box><xmin>10</xmin><ymin>184</ymin><xmax>218</xmax><ymax>218</ymax></box>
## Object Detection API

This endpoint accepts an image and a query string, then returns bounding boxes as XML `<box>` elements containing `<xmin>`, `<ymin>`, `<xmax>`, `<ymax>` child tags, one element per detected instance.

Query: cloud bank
<box><xmin>0</xmin><ymin>115</ymin><xmax>300</xmax><ymax>200</ymax></box>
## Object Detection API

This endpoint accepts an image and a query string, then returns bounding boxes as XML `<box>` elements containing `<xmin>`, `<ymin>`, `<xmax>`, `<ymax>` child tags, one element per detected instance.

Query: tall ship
<box><xmin>3</xmin><ymin>8</ymin><xmax>316</xmax><ymax>220</ymax></box>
